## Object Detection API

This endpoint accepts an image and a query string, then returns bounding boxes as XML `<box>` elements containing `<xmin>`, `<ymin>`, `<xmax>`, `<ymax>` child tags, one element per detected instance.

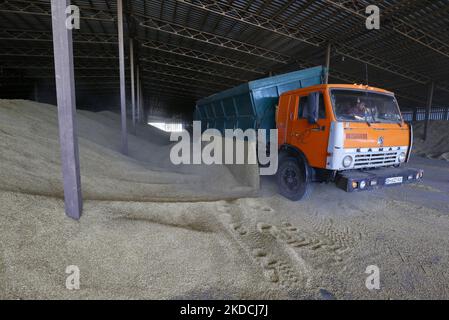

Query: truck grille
<box><xmin>354</xmin><ymin>151</ymin><xmax>398</xmax><ymax>168</ymax></box>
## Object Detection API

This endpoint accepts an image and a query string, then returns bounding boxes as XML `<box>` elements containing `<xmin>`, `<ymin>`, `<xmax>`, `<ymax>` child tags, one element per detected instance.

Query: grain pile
<box><xmin>412</xmin><ymin>121</ymin><xmax>449</xmax><ymax>161</ymax></box>
<box><xmin>1</xmin><ymin>100</ymin><xmax>448</xmax><ymax>300</ymax></box>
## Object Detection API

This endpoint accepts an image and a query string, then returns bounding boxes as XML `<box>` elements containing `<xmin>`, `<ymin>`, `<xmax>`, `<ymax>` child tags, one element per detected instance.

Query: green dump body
<box><xmin>194</xmin><ymin>66</ymin><xmax>325</xmax><ymax>133</ymax></box>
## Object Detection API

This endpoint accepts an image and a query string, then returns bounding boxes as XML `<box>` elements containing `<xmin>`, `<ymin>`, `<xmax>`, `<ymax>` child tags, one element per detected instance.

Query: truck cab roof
<box><xmin>281</xmin><ymin>84</ymin><xmax>394</xmax><ymax>96</ymax></box>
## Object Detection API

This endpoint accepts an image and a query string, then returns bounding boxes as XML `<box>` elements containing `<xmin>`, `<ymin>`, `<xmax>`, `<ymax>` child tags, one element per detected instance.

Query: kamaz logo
<box><xmin>378</xmin><ymin>136</ymin><xmax>384</xmax><ymax>146</ymax></box>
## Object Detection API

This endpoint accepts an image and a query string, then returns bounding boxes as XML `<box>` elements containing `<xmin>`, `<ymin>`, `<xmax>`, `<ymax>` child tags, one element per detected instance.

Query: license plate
<box><xmin>385</xmin><ymin>176</ymin><xmax>403</xmax><ymax>185</ymax></box>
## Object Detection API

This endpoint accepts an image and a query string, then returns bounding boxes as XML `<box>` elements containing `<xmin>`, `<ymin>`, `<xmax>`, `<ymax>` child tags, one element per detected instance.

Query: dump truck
<box><xmin>194</xmin><ymin>66</ymin><xmax>423</xmax><ymax>200</ymax></box>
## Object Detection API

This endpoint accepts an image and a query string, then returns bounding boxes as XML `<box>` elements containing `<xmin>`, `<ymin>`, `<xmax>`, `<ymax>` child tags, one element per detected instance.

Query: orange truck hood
<box><xmin>343</xmin><ymin>122</ymin><xmax>411</xmax><ymax>149</ymax></box>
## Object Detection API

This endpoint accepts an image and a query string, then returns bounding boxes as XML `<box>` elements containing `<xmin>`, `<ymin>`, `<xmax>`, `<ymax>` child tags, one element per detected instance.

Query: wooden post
<box><xmin>117</xmin><ymin>0</ymin><xmax>128</xmax><ymax>154</ymax></box>
<box><xmin>51</xmin><ymin>0</ymin><xmax>82</xmax><ymax>220</ymax></box>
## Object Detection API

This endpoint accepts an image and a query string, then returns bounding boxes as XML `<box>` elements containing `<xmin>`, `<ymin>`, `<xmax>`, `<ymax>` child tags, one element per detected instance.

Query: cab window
<box><xmin>298</xmin><ymin>93</ymin><xmax>326</xmax><ymax>119</ymax></box>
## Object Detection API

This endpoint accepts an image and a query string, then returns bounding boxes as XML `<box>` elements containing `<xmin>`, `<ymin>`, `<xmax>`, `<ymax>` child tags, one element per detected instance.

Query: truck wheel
<box><xmin>277</xmin><ymin>156</ymin><xmax>313</xmax><ymax>201</ymax></box>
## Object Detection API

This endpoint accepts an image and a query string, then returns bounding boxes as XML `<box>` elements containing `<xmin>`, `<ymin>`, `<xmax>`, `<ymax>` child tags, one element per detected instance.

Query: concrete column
<box><xmin>51</xmin><ymin>0</ymin><xmax>82</xmax><ymax>220</ymax></box>
<box><xmin>324</xmin><ymin>43</ymin><xmax>331</xmax><ymax>84</ymax></box>
<box><xmin>117</xmin><ymin>0</ymin><xmax>128</xmax><ymax>154</ymax></box>
<box><xmin>424</xmin><ymin>81</ymin><xmax>435</xmax><ymax>141</ymax></box>
<box><xmin>130</xmin><ymin>38</ymin><xmax>136</xmax><ymax>134</ymax></box>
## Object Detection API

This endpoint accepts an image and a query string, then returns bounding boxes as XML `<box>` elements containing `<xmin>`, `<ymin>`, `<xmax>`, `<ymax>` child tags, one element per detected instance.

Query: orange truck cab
<box><xmin>276</xmin><ymin>84</ymin><xmax>423</xmax><ymax>200</ymax></box>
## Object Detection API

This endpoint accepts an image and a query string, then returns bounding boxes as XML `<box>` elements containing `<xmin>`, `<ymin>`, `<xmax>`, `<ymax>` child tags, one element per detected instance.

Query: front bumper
<box><xmin>336</xmin><ymin>167</ymin><xmax>424</xmax><ymax>192</ymax></box>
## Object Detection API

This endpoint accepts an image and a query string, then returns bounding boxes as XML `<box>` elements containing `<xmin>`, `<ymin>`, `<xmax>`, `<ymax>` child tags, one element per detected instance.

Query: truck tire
<box><xmin>277</xmin><ymin>156</ymin><xmax>313</xmax><ymax>201</ymax></box>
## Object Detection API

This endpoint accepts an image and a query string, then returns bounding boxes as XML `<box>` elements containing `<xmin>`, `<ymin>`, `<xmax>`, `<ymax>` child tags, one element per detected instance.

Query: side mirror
<box><xmin>307</xmin><ymin>92</ymin><xmax>320</xmax><ymax>124</ymax></box>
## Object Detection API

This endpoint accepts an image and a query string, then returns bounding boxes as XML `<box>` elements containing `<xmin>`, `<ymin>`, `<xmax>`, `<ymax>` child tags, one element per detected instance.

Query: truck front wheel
<box><xmin>277</xmin><ymin>156</ymin><xmax>313</xmax><ymax>201</ymax></box>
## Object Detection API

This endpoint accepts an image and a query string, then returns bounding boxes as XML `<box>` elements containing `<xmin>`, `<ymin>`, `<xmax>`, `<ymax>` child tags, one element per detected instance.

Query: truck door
<box><xmin>288</xmin><ymin>91</ymin><xmax>330</xmax><ymax>169</ymax></box>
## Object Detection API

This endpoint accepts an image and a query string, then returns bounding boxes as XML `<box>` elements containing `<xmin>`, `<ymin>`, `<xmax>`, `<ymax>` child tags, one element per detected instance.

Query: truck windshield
<box><xmin>330</xmin><ymin>89</ymin><xmax>402</xmax><ymax>123</ymax></box>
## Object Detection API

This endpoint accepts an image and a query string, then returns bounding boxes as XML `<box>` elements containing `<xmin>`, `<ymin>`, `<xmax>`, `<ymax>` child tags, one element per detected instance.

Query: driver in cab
<box><xmin>348</xmin><ymin>98</ymin><xmax>368</xmax><ymax>120</ymax></box>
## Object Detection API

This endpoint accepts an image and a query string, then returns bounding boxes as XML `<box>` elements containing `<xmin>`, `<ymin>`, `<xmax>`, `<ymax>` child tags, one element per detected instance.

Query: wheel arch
<box><xmin>279</xmin><ymin>144</ymin><xmax>309</xmax><ymax>166</ymax></box>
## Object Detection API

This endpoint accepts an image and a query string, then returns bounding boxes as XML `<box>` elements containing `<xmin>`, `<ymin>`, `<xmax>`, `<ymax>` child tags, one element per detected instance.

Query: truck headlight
<box><xmin>398</xmin><ymin>152</ymin><xmax>406</xmax><ymax>163</ymax></box>
<box><xmin>343</xmin><ymin>156</ymin><xmax>353</xmax><ymax>168</ymax></box>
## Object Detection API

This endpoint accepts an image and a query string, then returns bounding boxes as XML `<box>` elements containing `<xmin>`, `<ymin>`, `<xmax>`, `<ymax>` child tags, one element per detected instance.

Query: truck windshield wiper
<box><xmin>364</xmin><ymin>114</ymin><xmax>374</xmax><ymax>126</ymax></box>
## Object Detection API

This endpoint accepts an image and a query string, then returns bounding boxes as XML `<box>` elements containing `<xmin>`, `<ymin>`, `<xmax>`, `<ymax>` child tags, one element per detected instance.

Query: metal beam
<box><xmin>391</xmin><ymin>20</ymin><xmax>449</xmax><ymax>60</ymax></box>
<box><xmin>324</xmin><ymin>0</ymin><xmax>449</xmax><ymax>59</ymax></box>
<box><xmin>135</xmin><ymin>14</ymin><xmax>289</xmax><ymax>64</ymax></box>
<box><xmin>140</xmin><ymin>55</ymin><xmax>248</xmax><ymax>82</ymax></box>
<box><xmin>143</xmin><ymin>64</ymin><xmax>236</xmax><ymax>88</ymax></box>
<box><xmin>50</xmin><ymin>0</ymin><xmax>82</xmax><ymax>220</ymax></box>
<box><xmin>141</xmin><ymin>67</ymin><xmax>229</xmax><ymax>90</ymax></box>
<box><xmin>176</xmin><ymin>0</ymin><xmax>449</xmax><ymax>94</ymax></box>
<box><xmin>0</xmin><ymin>0</ymin><xmax>115</xmax><ymax>22</ymax></box>
<box><xmin>0</xmin><ymin>58</ymin><xmax>125</xmax><ymax>70</ymax></box>
<box><xmin>0</xmin><ymin>29</ymin><xmax>118</xmax><ymax>44</ymax></box>
<box><xmin>0</xmin><ymin>46</ymin><xmax>119</xmax><ymax>59</ymax></box>
<box><xmin>0</xmin><ymin>67</ymin><xmax>130</xmax><ymax>78</ymax></box>
<box><xmin>0</xmin><ymin>67</ymin><xmax>222</xmax><ymax>94</ymax></box>
<box><xmin>143</xmin><ymin>81</ymin><xmax>211</xmax><ymax>98</ymax></box>
<box><xmin>424</xmin><ymin>81</ymin><xmax>435</xmax><ymax>141</ymax></box>
<box><xmin>140</xmin><ymin>40</ymin><xmax>264</xmax><ymax>75</ymax></box>
<box><xmin>175</xmin><ymin>0</ymin><xmax>321</xmax><ymax>47</ymax></box>
<box><xmin>117</xmin><ymin>0</ymin><xmax>127</xmax><ymax>155</ymax></box>
<box><xmin>333</xmin><ymin>45</ymin><xmax>449</xmax><ymax>94</ymax></box>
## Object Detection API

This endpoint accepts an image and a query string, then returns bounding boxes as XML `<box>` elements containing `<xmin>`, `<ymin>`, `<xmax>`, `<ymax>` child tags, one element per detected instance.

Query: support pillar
<box><xmin>137</xmin><ymin>65</ymin><xmax>144</xmax><ymax>124</ymax></box>
<box><xmin>51</xmin><ymin>0</ymin><xmax>82</xmax><ymax>220</ymax></box>
<box><xmin>324</xmin><ymin>43</ymin><xmax>331</xmax><ymax>84</ymax></box>
<box><xmin>424</xmin><ymin>81</ymin><xmax>435</xmax><ymax>141</ymax></box>
<box><xmin>140</xmin><ymin>79</ymin><xmax>145</xmax><ymax>124</ymax></box>
<box><xmin>117</xmin><ymin>0</ymin><xmax>128</xmax><ymax>154</ymax></box>
<box><xmin>136</xmin><ymin>64</ymin><xmax>140</xmax><ymax>123</ymax></box>
<box><xmin>130</xmin><ymin>38</ymin><xmax>136</xmax><ymax>134</ymax></box>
